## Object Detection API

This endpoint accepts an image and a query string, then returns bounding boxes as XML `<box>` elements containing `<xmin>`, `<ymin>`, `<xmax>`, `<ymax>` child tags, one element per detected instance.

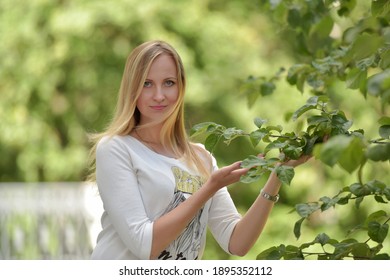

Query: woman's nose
<box><xmin>153</xmin><ymin>87</ymin><xmax>165</xmax><ymax>102</ymax></box>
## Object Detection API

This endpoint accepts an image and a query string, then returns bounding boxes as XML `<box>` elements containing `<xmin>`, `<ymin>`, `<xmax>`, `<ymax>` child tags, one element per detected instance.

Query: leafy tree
<box><xmin>1</xmin><ymin>0</ymin><xmax>388</xmax><ymax>260</ymax></box>
<box><xmin>191</xmin><ymin>0</ymin><xmax>389</xmax><ymax>259</ymax></box>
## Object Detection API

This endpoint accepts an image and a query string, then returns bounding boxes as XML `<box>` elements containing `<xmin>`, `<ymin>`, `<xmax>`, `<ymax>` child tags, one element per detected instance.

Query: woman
<box><xmin>88</xmin><ymin>40</ymin><xmax>309</xmax><ymax>260</ymax></box>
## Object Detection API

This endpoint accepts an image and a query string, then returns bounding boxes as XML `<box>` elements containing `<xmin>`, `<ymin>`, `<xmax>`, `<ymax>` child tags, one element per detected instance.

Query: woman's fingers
<box><xmin>223</xmin><ymin>161</ymin><xmax>246</xmax><ymax>173</ymax></box>
<box><xmin>211</xmin><ymin>161</ymin><xmax>248</xmax><ymax>187</ymax></box>
<box><xmin>285</xmin><ymin>154</ymin><xmax>312</xmax><ymax>167</ymax></box>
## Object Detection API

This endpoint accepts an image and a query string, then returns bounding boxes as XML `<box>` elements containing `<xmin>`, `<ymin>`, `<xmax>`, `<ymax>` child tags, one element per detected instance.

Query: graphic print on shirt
<box><xmin>157</xmin><ymin>166</ymin><xmax>206</xmax><ymax>260</ymax></box>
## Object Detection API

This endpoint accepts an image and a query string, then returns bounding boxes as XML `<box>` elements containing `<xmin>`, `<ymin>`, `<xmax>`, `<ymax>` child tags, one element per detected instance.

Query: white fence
<box><xmin>0</xmin><ymin>182</ymin><xmax>103</xmax><ymax>259</ymax></box>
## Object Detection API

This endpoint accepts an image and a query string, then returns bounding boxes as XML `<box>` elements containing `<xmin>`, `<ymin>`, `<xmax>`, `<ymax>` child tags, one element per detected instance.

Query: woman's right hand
<box><xmin>207</xmin><ymin>161</ymin><xmax>249</xmax><ymax>192</ymax></box>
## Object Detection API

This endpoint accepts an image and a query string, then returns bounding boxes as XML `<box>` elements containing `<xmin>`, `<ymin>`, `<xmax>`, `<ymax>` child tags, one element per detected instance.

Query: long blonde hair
<box><xmin>87</xmin><ymin>40</ymin><xmax>212</xmax><ymax>181</ymax></box>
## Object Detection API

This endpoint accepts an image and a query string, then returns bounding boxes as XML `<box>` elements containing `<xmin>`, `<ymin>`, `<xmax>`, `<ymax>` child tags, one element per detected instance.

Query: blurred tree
<box><xmin>0</xmin><ymin>0</ymin><xmax>269</xmax><ymax>182</ymax></box>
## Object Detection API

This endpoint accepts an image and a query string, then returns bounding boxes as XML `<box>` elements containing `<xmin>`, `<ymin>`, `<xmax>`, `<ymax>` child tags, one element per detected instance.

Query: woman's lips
<box><xmin>150</xmin><ymin>105</ymin><xmax>166</xmax><ymax>110</ymax></box>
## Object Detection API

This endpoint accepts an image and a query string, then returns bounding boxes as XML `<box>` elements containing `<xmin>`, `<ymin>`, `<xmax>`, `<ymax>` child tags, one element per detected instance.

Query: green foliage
<box><xmin>258</xmin><ymin>207</ymin><xmax>390</xmax><ymax>260</ymax></box>
<box><xmin>191</xmin><ymin>94</ymin><xmax>373</xmax><ymax>182</ymax></box>
<box><xmin>2</xmin><ymin>0</ymin><xmax>389</xmax><ymax>260</ymax></box>
<box><xmin>0</xmin><ymin>0</ymin><xmax>266</xmax><ymax>182</ymax></box>
<box><xmin>192</xmin><ymin>0</ymin><xmax>390</xmax><ymax>259</ymax></box>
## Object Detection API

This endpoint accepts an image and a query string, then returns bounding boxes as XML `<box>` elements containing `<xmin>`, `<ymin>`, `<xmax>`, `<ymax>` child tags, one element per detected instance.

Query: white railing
<box><xmin>0</xmin><ymin>182</ymin><xmax>103</xmax><ymax>260</ymax></box>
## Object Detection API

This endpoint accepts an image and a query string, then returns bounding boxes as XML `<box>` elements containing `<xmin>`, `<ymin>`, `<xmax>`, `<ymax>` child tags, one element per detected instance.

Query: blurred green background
<box><xmin>0</xmin><ymin>0</ymin><xmax>388</xmax><ymax>259</ymax></box>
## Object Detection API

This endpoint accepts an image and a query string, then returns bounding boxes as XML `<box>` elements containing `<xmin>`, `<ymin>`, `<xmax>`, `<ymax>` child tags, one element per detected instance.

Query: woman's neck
<box><xmin>134</xmin><ymin>125</ymin><xmax>162</xmax><ymax>144</ymax></box>
<box><xmin>133</xmin><ymin>127</ymin><xmax>178</xmax><ymax>159</ymax></box>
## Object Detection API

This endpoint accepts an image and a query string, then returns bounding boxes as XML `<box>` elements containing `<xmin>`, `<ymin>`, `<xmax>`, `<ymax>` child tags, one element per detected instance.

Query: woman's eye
<box><xmin>144</xmin><ymin>81</ymin><xmax>152</xmax><ymax>87</ymax></box>
<box><xmin>165</xmin><ymin>80</ymin><xmax>175</xmax><ymax>87</ymax></box>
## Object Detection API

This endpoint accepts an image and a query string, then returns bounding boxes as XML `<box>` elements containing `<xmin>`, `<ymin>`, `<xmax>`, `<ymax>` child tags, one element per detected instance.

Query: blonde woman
<box><xmin>89</xmin><ymin>40</ymin><xmax>309</xmax><ymax>260</ymax></box>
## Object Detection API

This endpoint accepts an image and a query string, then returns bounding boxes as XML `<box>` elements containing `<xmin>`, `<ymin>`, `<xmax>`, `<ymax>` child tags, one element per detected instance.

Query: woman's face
<box><xmin>136</xmin><ymin>54</ymin><xmax>179</xmax><ymax>126</ymax></box>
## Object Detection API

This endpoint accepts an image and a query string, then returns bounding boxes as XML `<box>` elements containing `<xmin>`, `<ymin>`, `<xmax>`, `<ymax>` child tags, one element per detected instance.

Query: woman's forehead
<box><xmin>147</xmin><ymin>54</ymin><xmax>177</xmax><ymax>78</ymax></box>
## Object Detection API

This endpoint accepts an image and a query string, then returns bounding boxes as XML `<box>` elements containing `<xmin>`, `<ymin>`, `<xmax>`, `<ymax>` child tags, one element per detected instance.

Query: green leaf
<box><xmin>332</xmin><ymin>239</ymin><xmax>357</xmax><ymax>259</ymax></box>
<box><xmin>379</xmin><ymin>48</ymin><xmax>390</xmax><ymax>69</ymax></box>
<box><xmin>307</xmin><ymin>16</ymin><xmax>334</xmax><ymax>52</ymax></box>
<box><xmin>346</xmin><ymin>33</ymin><xmax>384</xmax><ymax>61</ymax></box>
<box><xmin>302</xmin><ymin>134</ymin><xmax>319</xmax><ymax>155</ymax></box>
<box><xmin>367</xmin><ymin>69</ymin><xmax>390</xmax><ymax>97</ymax></box>
<box><xmin>249</xmin><ymin>129</ymin><xmax>268</xmax><ymax>147</ymax></box>
<box><xmin>349</xmin><ymin>183</ymin><xmax>371</xmax><ymax>197</ymax></box>
<box><xmin>254</xmin><ymin>117</ymin><xmax>267</xmax><ymax>128</ymax></box>
<box><xmin>207</xmin><ymin>123</ymin><xmax>225</xmax><ymax>133</ymax></box>
<box><xmin>379</xmin><ymin>125</ymin><xmax>390</xmax><ymax>139</ymax></box>
<box><xmin>384</xmin><ymin>187</ymin><xmax>390</xmax><ymax>200</ymax></box>
<box><xmin>378</xmin><ymin>116</ymin><xmax>390</xmax><ymax>126</ymax></box>
<box><xmin>241</xmin><ymin>76</ymin><xmax>261</xmax><ymax>108</ymax></box>
<box><xmin>260</xmin><ymin>81</ymin><xmax>276</xmax><ymax>96</ymax></box>
<box><xmin>316</xmin><ymin>134</ymin><xmax>352</xmax><ymax>167</ymax></box>
<box><xmin>371</xmin><ymin>0</ymin><xmax>390</xmax><ymax>17</ymax></box>
<box><xmin>275</xmin><ymin>165</ymin><xmax>295</xmax><ymax>185</ymax></box>
<box><xmin>287</xmin><ymin>64</ymin><xmax>311</xmax><ymax>92</ymax></box>
<box><xmin>240</xmin><ymin>166</ymin><xmax>268</xmax><ymax>183</ymax></box>
<box><xmin>294</xmin><ymin>218</ymin><xmax>305</xmax><ymax>239</ymax></box>
<box><xmin>204</xmin><ymin>134</ymin><xmax>219</xmax><ymax>152</ymax></box>
<box><xmin>222</xmin><ymin>127</ymin><xmax>245</xmax><ymax>145</ymax></box>
<box><xmin>370</xmin><ymin>244</ymin><xmax>384</xmax><ymax>256</ymax></box>
<box><xmin>351</xmin><ymin>243</ymin><xmax>371</xmax><ymax>259</ymax></box>
<box><xmin>337</xmin><ymin>194</ymin><xmax>352</xmax><ymax>205</ymax></box>
<box><xmin>374</xmin><ymin>195</ymin><xmax>387</xmax><ymax>203</ymax></box>
<box><xmin>315</xmin><ymin>233</ymin><xmax>331</xmax><ymax>246</ymax></box>
<box><xmin>244</xmin><ymin>89</ymin><xmax>260</xmax><ymax>109</ymax></box>
<box><xmin>292</xmin><ymin>103</ymin><xmax>317</xmax><ymax>121</ymax></box>
<box><xmin>256</xmin><ymin>246</ymin><xmax>283</xmax><ymax>260</ymax></box>
<box><xmin>292</xmin><ymin>96</ymin><xmax>329</xmax><ymax>121</ymax></box>
<box><xmin>346</xmin><ymin>68</ymin><xmax>367</xmax><ymax>89</ymax></box>
<box><xmin>282</xmin><ymin>145</ymin><xmax>302</xmax><ymax>160</ymax></box>
<box><xmin>330</xmin><ymin>111</ymin><xmax>353</xmax><ymax>133</ymax></box>
<box><xmin>373</xmin><ymin>254</ymin><xmax>390</xmax><ymax>260</ymax></box>
<box><xmin>365</xmin><ymin>210</ymin><xmax>388</xmax><ymax>226</ymax></box>
<box><xmin>368</xmin><ymin>222</ymin><xmax>389</xmax><ymax>243</ymax></box>
<box><xmin>295</xmin><ymin>203</ymin><xmax>320</xmax><ymax>218</ymax></box>
<box><xmin>240</xmin><ymin>155</ymin><xmax>267</xmax><ymax>169</ymax></box>
<box><xmin>347</xmin><ymin>223</ymin><xmax>365</xmax><ymax>236</ymax></box>
<box><xmin>287</xmin><ymin>8</ymin><xmax>301</xmax><ymax>28</ymax></box>
<box><xmin>320</xmin><ymin>196</ymin><xmax>339</xmax><ymax>211</ymax></box>
<box><xmin>265</xmin><ymin>125</ymin><xmax>283</xmax><ymax>133</ymax></box>
<box><xmin>366</xmin><ymin>180</ymin><xmax>387</xmax><ymax>193</ymax></box>
<box><xmin>310</xmin><ymin>15</ymin><xmax>333</xmax><ymax>40</ymax></box>
<box><xmin>307</xmin><ymin>115</ymin><xmax>329</xmax><ymax>127</ymax></box>
<box><xmin>284</xmin><ymin>245</ymin><xmax>303</xmax><ymax>260</ymax></box>
<box><xmin>366</xmin><ymin>143</ymin><xmax>390</xmax><ymax>161</ymax></box>
<box><xmin>355</xmin><ymin>196</ymin><xmax>364</xmax><ymax>208</ymax></box>
<box><xmin>338</xmin><ymin>136</ymin><xmax>365</xmax><ymax>173</ymax></box>
<box><xmin>190</xmin><ymin>122</ymin><xmax>218</xmax><ymax>136</ymax></box>
<box><xmin>264</xmin><ymin>141</ymin><xmax>286</xmax><ymax>154</ymax></box>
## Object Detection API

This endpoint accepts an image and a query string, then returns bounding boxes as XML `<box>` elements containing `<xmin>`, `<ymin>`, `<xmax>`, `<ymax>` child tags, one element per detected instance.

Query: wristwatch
<box><xmin>260</xmin><ymin>189</ymin><xmax>279</xmax><ymax>203</ymax></box>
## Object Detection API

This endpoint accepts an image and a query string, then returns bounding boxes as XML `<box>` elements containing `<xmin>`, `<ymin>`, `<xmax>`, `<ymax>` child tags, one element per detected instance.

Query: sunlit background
<box><xmin>1</xmin><ymin>0</ymin><xmax>388</xmax><ymax>259</ymax></box>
